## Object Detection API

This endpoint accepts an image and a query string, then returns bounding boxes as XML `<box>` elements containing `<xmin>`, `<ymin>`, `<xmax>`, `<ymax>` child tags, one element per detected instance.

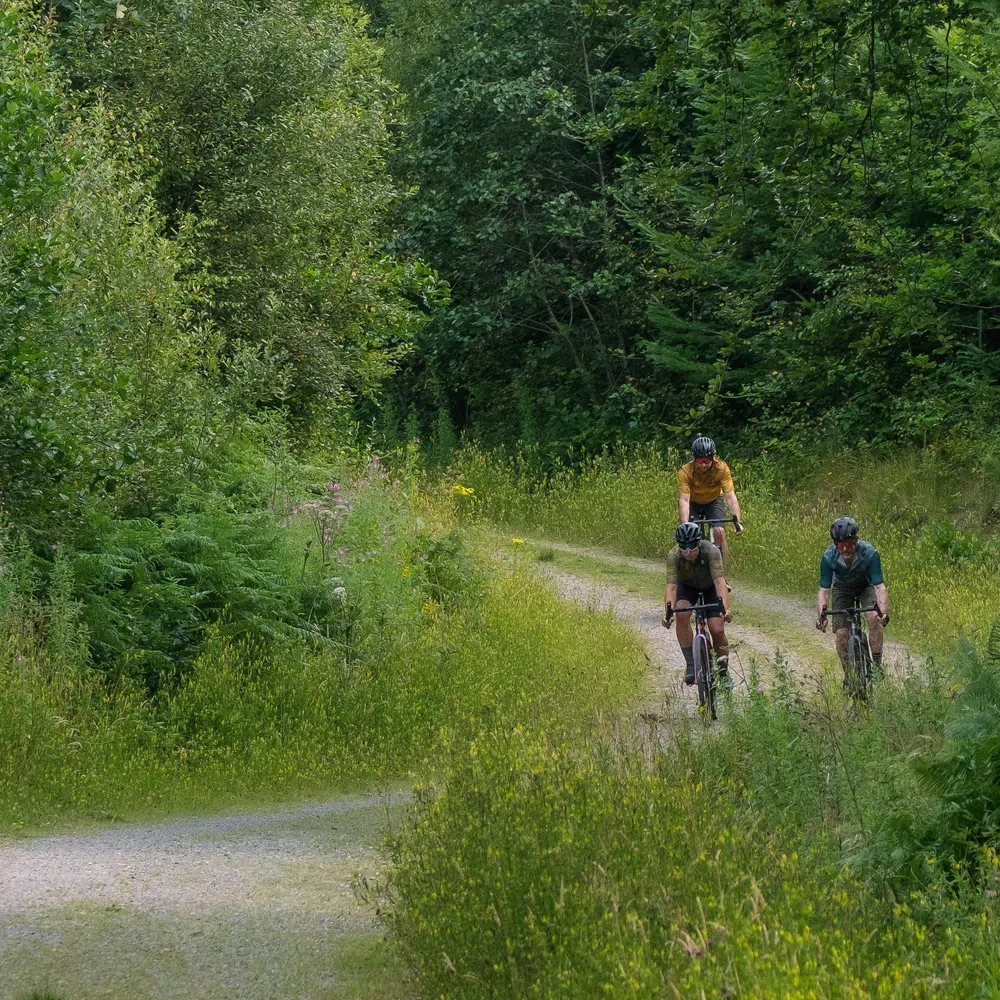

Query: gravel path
<box><xmin>544</xmin><ymin>567</ymin><xmax>823</xmax><ymax>724</ymax></box>
<box><xmin>534</xmin><ymin>538</ymin><xmax>915</xmax><ymax>722</ymax></box>
<box><xmin>0</xmin><ymin>791</ymin><xmax>412</xmax><ymax>1000</ymax></box>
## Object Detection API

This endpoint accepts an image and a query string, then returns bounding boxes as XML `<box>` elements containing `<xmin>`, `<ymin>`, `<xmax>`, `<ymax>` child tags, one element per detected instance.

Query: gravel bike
<box><xmin>666</xmin><ymin>596</ymin><xmax>725</xmax><ymax>721</ymax></box>
<box><xmin>820</xmin><ymin>601</ymin><xmax>881</xmax><ymax>701</ymax></box>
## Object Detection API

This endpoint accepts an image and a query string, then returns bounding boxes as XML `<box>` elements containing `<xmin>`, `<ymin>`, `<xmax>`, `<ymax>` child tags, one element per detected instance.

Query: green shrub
<box><xmin>388</xmin><ymin>722</ymin><xmax>995</xmax><ymax>998</ymax></box>
<box><xmin>858</xmin><ymin>620</ymin><xmax>1000</xmax><ymax>891</ymax></box>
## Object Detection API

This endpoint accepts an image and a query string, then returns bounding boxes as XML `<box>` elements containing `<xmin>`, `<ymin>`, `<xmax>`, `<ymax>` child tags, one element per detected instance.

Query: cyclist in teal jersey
<box><xmin>816</xmin><ymin>516</ymin><xmax>890</xmax><ymax>679</ymax></box>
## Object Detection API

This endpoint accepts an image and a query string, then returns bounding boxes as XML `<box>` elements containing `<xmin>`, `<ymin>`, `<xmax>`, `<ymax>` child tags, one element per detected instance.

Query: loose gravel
<box><xmin>0</xmin><ymin>791</ymin><xmax>412</xmax><ymax>1000</ymax></box>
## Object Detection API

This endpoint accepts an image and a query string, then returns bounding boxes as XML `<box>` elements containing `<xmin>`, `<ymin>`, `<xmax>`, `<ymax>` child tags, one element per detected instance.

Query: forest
<box><xmin>6</xmin><ymin>0</ymin><xmax>1000</xmax><ymax>997</ymax></box>
<box><xmin>378</xmin><ymin>0</ymin><xmax>1000</xmax><ymax>457</ymax></box>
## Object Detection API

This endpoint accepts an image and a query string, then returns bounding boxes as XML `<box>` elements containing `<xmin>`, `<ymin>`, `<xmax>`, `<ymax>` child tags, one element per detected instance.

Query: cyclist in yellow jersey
<box><xmin>677</xmin><ymin>436</ymin><xmax>744</xmax><ymax>567</ymax></box>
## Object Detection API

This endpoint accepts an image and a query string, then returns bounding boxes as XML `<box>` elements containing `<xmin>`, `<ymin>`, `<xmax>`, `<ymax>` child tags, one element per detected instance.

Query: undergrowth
<box><xmin>0</xmin><ymin>461</ymin><xmax>644</xmax><ymax>829</ymax></box>
<box><xmin>388</xmin><ymin>638</ymin><xmax>1000</xmax><ymax>998</ymax></box>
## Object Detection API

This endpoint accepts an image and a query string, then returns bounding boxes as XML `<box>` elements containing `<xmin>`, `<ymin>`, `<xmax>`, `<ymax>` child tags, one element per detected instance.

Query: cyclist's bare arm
<box><xmin>724</xmin><ymin>490</ymin><xmax>743</xmax><ymax>530</ymax></box>
<box><xmin>713</xmin><ymin>575</ymin><xmax>731</xmax><ymax>618</ymax></box>
<box><xmin>873</xmin><ymin>583</ymin><xmax>888</xmax><ymax>619</ymax></box>
<box><xmin>678</xmin><ymin>492</ymin><xmax>691</xmax><ymax>522</ymax></box>
<box><xmin>816</xmin><ymin>587</ymin><xmax>831</xmax><ymax>630</ymax></box>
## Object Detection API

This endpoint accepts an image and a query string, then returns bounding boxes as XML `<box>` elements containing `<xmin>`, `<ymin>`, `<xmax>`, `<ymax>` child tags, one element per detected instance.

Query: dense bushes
<box><xmin>388</xmin><ymin>710</ymin><xmax>997</xmax><ymax>998</ymax></box>
<box><xmin>0</xmin><ymin>2</ymin><xmax>434</xmax><ymax>693</ymax></box>
<box><xmin>57</xmin><ymin>0</ymin><xmax>426</xmax><ymax>426</ymax></box>
<box><xmin>381</xmin><ymin>0</ymin><xmax>1000</xmax><ymax>457</ymax></box>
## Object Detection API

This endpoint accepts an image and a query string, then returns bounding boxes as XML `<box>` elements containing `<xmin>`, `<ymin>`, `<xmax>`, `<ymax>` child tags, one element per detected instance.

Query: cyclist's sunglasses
<box><xmin>678</xmin><ymin>540</ymin><xmax>700</xmax><ymax>551</ymax></box>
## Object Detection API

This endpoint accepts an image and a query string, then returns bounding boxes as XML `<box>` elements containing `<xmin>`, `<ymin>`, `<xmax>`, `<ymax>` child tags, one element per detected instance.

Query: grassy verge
<box><xmin>451</xmin><ymin>444</ymin><xmax>1000</xmax><ymax>655</ymax></box>
<box><xmin>386</xmin><ymin>623</ymin><xmax>1000</xmax><ymax>998</ymax></box>
<box><xmin>0</xmin><ymin>470</ymin><xmax>646</xmax><ymax>832</ymax></box>
<box><xmin>381</xmin><ymin>454</ymin><xmax>1000</xmax><ymax>998</ymax></box>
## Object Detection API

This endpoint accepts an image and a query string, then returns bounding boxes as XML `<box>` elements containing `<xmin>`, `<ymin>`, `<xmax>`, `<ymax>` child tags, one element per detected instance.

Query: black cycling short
<box><xmin>674</xmin><ymin>581</ymin><xmax>724</xmax><ymax>619</ymax></box>
<box><xmin>689</xmin><ymin>497</ymin><xmax>727</xmax><ymax>528</ymax></box>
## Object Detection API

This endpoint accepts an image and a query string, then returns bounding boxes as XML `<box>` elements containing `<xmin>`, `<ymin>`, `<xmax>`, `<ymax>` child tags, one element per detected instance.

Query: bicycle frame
<box><xmin>667</xmin><ymin>597</ymin><xmax>725</xmax><ymax>720</ymax></box>
<box><xmin>821</xmin><ymin>603</ymin><xmax>880</xmax><ymax>700</ymax></box>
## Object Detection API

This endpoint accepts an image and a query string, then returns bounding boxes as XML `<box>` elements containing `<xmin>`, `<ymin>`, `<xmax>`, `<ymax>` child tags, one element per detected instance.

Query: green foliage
<box><xmin>861</xmin><ymin>621</ymin><xmax>1000</xmax><ymax>889</ymax></box>
<box><xmin>0</xmin><ymin>471</ymin><xmax>644</xmax><ymax>827</ymax></box>
<box><xmin>381</xmin><ymin>0</ymin><xmax>655</xmax><ymax>453</ymax></box>
<box><xmin>388</xmin><ymin>711</ymin><xmax>997</xmax><ymax>998</ymax></box>
<box><xmin>0</xmin><ymin>3</ymin><xmax>436</xmax><ymax>698</ymax></box>
<box><xmin>58</xmin><ymin>0</ymin><xmax>426</xmax><ymax>426</ymax></box>
<box><xmin>382</xmin><ymin>0</ymin><xmax>1000</xmax><ymax>454</ymax></box>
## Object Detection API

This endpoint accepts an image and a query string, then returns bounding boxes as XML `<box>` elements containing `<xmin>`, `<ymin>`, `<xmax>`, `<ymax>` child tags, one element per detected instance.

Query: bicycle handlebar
<box><xmin>690</xmin><ymin>516</ymin><xmax>742</xmax><ymax>526</ymax></box>
<box><xmin>666</xmin><ymin>601</ymin><xmax>726</xmax><ymax>615</ymax></box>
<box><xmin>821</xmin><ymin>604</ymin><xmax>882</xmax><ymax>618</ymax></box>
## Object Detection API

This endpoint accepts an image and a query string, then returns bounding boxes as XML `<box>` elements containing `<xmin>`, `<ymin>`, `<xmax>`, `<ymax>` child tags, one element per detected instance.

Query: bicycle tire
<box><xmin>847</xmin><ymin>634</ymin><xmax>869</xmax><ymax>702</ymax></box>
<box><xmin>693</xmin><ymin>633</ymin><xmax>716</xmax><ymax>721</ymax></box>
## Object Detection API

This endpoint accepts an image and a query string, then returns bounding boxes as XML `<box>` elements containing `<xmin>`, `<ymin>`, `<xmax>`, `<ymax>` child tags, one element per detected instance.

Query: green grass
<box><xmin>452</xmin><ymin>444</ymin><xmax>1000</xmax><ymax>657</ymax></box>
<box><xmin>0</xmin><ymin>470</ymin><xmax>646</xmax><ymax>832</ymax></box>
<box><xmin>388</xmin><ymin>694</ymin><xmax>993</xmax><ymax>998</ymax></box>
<box><xmin>386</xmin><ymin>626</ymin><xmax>989</xmax><ymax>999</ymax></box>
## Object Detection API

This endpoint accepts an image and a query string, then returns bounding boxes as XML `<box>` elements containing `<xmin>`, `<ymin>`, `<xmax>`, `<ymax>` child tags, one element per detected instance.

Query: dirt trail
<box><xmin>0</xmin><ymin>791</ymin><xmax>412</xmax><ymax>1000</ymax></box>
<box><xmin>544</xmin><ymin>567</ymin><xmax>822</xmax><ymax>723</ymax></box>
<box><xmin>533</xmin><ymin>538</ymin><xmax>914</xmax><ymax>721</ymax></box>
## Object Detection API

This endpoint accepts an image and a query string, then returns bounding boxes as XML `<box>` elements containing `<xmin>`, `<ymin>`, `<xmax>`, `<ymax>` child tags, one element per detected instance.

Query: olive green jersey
<box><xmin>665</xmin><ymin>539</ymin><xmax>724</xmax><ymax>591</ymax></box>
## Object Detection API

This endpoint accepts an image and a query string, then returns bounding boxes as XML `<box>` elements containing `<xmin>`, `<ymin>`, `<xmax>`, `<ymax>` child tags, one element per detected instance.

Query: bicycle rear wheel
<box><xmin>693</xmin><ymin>633</ymin><xmax>716</xmax><ymax>721</ymax></box>
<box><xmin>846</xmin><ymin>634</ymin><xmax>871</xmax><ymax>702</ymax></box>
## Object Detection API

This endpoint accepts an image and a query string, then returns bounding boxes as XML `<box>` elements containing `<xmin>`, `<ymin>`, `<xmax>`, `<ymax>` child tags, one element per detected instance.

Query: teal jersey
<box><xmin>819</xmin><ymin>540</ymin><xmax>884</xmax><ymax>591</ymax></box>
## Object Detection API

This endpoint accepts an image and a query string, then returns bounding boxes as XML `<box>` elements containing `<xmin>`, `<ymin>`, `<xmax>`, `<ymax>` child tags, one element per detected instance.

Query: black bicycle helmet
<box><xmin>692</xmin><ymin>436</ymin><xmax>715</xmax><ymax>459</ymax></box>
<box><xmin>830</xmin><ymin>516</ymin><xmax>859</xmax><ymax>542</ymax></box>
<box><xmin>675</xmin><ymin>522</ymin><xmax>702</xmax><ymax>549</ymax></box>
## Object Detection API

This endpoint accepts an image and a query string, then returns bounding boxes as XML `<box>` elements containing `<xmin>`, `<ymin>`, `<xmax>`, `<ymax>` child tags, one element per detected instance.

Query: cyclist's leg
<box><xmin>703</xmin><ymin>585</ymin><xmax>731</xmax><ymax>687</ymax></box>
<box><xmin>693</xmin><ymin>497</ymin><xmax>729</xmax><ymax>571</ymax></box>
<box><xmin>713</xmin><ymin>525</ymin><xmax>728</xmax><ymax>565</ymax></box>
<box><xmin>830</xmin><ymin>585</ymin><xmax>855</xmax><ymax>686</ymax></box>
<box><xmin>675</xmin><ymin>586</ymin><xmax>697</xmax><ymax>685</ymax></box>
<box><xmin>861</xmin><ymin>586</ymin><xmax>884</xmax><ymax>676</ymax></box>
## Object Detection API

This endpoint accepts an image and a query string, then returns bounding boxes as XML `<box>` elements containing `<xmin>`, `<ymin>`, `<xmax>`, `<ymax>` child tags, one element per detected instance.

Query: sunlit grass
<box><xmin>0</xmin><ymin>472</ymin><xmax>646</xmax><ymax>832</ymax></box>
<box><xmin>453</xmin><ymin>444</ymin><xmax>1000</xmax><ymax>657</ymax></box>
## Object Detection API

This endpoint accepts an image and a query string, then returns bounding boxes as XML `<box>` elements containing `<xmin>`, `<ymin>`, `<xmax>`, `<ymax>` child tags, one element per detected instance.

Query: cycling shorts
<box><xmin>674</xmin><ymin>581</ymin><xmax>724</xmax><ymax>619</ymax></box>
<box><xmin>689</xmin><ymin>497</ymin><xmax>727</xmax><ymax>528</ymax></box>
<box><xmin>829</xmin><ymin>585</ymin><xmax>878</xmax><ymax>626</ymax></box>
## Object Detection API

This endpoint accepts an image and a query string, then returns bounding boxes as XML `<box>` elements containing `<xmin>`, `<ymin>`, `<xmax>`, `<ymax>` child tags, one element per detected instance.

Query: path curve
<box><xmin>532</xmin><ymin>537</ymin><xmax>911</xmax><ymax>666</ymax></box>
<box><xmin>531</xmin><ymin>538</ymin><xmax>914</xmax><ymax>719</ymax></box>
<box><xmin>0</xmin><ymin>790</ymin><xmax>412</xmax><ymax>999</ymax></box>
<box><xmin>544</xmin><ymin>567</ymin><xmax>822</xmax><ymax>724</ymax></box>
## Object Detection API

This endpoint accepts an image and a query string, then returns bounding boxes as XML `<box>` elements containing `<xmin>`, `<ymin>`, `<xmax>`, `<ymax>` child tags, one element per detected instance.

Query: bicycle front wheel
<box><xmin>846</xmin><ymin>634</ymin><xmax>870</xmax><ymax>702</ymax></box>
<box><xmin>693</xmin><ymin>633</ymin><xmax>716</xmax><ymax>721</ymax></box>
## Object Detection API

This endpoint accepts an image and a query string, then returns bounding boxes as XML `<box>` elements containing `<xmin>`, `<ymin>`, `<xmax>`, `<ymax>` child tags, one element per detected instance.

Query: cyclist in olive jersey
<box><xmin>663</xmin><ymin>521</ymin><xmax>733</xmax><ymax>687</ymax></box>
<box><xmin>816</xmin><ymin>516</ymin><xmax>890</xmax><ymax>681</ymax></box>
<box><xmin>677</xmin><ymin>437</ymin><xmax>744</xmax><ymax>568</ymax></box>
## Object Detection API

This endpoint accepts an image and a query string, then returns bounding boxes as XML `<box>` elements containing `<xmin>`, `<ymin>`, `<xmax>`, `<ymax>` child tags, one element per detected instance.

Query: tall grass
<box><xmin>0</xmin><ymin>466</ymin><xmax>645</xmax><ymax>829</ymax></box>
<box><xmin>388</xmin><ymin>639</ymin><xmax>1000</xmax><ymax>998</ymax></box>
<box><xmin>451</xmin><ymin>444</ymin><xmax>1000</xmax><ymax>655</ymax></box>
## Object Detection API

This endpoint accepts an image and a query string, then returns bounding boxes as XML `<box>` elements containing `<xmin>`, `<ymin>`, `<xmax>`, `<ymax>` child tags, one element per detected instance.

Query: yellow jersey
<box><xmin>677</xmin><ymin>459</ymin><xmax>734</xmax><ymax>504</ymax></box>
